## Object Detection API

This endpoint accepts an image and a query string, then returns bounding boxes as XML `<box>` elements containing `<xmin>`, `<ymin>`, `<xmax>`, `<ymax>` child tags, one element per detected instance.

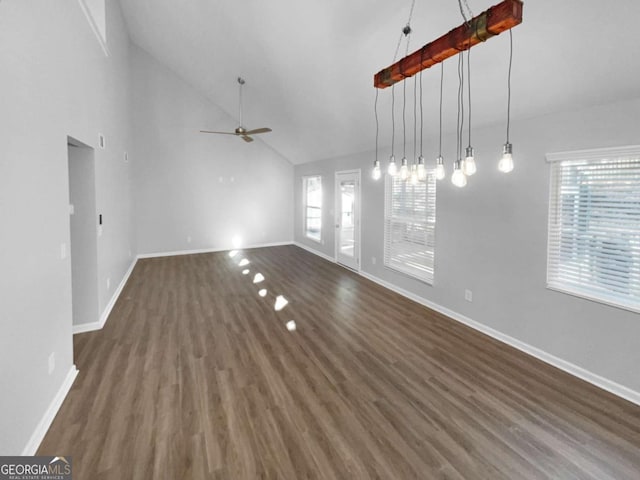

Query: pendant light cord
<box><xmin>457</xmin><ymin>0</ymin><xmax>474</xmax><ymax>25</ymax></box>
<box><xmin>456</xmin><ymin>55</ymin><xmax>460</xmax><ymax>161</ymax></box>
<box><xmin>413</xmin><ymin>76</ymin><xmax>417</xmax><ymax>162</ymax></box>
<box><xmin>457</xmin><ymin>52</ymin><xmax>464</xmax><ymax>161</ymax></box>
<box><xmin>388</xmin><ymin>0</ymin><xmax>415</xmax><ymax>163</ymax></box>
<box><xmin>419</xmin><ymin>68</ymin><xmax>424</xmax><ymax>156</ymax></box>
<box><xmin>374</xmin><ymin>89</ymin><xmax>379</xmax><ymax>162</ymax></box>
<box><xmin>403</xmin><ymin>76</ymin><xmax>407</xmax><ymax>159</ymax></box>
<box><xmin>506</xmin><ymin>29</ymin><xmax>513</xmax><ymax>143</ymax></box>
<box><xmin>392</xmin><ymin>0</ymin><xmax>416</xmax><ymax>62</ymax></box>
<box><xmin>438</xmin><ymin>63</ymin><xmax>443</xmax><ymax>157</ymax></box>
<box><xmin>391</xmin><ymin>85</ymin><xmax>396</xmax><ymax>156</ymax></box>
<box><xmin>467</xmin><ymin>48</ymin><xmax>472</xmax><ymax>148</ymax></box>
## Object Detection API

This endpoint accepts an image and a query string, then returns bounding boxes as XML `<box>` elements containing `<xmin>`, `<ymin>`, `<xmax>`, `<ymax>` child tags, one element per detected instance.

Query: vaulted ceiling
<box><xmin>120</xmin><ymin>0</ymin><xmax>640</xmax><ymax>164</ymax></box>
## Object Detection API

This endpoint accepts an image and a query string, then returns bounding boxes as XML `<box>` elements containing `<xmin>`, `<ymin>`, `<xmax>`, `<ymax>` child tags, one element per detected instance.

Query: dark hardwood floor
<box><xmin>38</xmin><ymin>245</ymin><xmax>640</xmax><ymax>479</ymax></box>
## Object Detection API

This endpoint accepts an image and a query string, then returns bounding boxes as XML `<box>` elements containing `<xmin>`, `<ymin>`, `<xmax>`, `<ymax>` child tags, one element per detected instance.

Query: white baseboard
<box><xmin>21</xmin><ymin>365</ymin><xmax>79</xmax><ymax>455</ymax></box>
<box><xmin>293</xmin><ymin>241</ymin><xmax>336</xmax><ymax>263</ymax></box>
<box><xmin>358</xmin><ymin>271</ymin><xmax>640</xmax><ymax>406</ymax></box>
<box><xmin>137</xmin><ymin>241</ymin><xmax>293</xmax><ymax>259</ymax></box>
<box><xmin>73</xmin><ymin>257</ymin><xmax>138</xmax><ymax>334</ymax></box>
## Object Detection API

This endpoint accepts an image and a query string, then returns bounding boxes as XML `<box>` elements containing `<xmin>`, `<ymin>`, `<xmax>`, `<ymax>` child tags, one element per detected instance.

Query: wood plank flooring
<box><xmin>38</xmin><ymin>245</ymin><xmax>640</xmax><ymax>479</ymax></box>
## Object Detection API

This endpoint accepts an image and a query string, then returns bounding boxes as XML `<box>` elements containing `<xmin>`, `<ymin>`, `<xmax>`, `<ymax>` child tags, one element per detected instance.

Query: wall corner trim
<box><xmin>357</xmin><ymin>270</ymin><xmax>640</xmax><ymax>407</ymax></box>
<box><xmin>21</xmin><ymin>365</ymin><xmax>79</xmax><ymax>455</ymax></box>
<box><xmin>73</xmin><ymin>257</ymin><xmax>138</xmax><ymax>334</ymax></box>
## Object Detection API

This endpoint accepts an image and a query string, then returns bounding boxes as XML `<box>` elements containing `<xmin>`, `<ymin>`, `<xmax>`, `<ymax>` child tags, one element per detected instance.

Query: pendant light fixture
<box><xmin>372</xmin><ymin>0</ymin><xmax>522</xmax><ymax>186</ymax></box>
<box><xmin>498</xmin><ymin>29</ymin><xmax>515</xmax><ymax>173</ymax></box>
<box><xmin>374</xmin><ymin>0</ymin><xmax>523</xmax><ymax>89</ymax></box>
<box><xmin>452</xmin><ymin>159</ymin><xmax>467</xmax><ymax>187</ymax></box>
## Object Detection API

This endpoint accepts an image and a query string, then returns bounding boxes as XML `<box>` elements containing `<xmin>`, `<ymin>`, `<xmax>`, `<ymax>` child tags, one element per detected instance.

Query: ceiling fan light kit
<box><xmin>200</xmin><ymin>77</ymin><xmax>272</xmax><ymax>142</ymax></box>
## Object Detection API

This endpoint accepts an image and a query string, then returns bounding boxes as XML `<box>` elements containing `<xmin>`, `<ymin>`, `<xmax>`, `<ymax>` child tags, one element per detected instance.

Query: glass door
<box><xmin>335</xmin><ymin>170</ymin><xmax>360</xmax><ymax>270</ymax></box>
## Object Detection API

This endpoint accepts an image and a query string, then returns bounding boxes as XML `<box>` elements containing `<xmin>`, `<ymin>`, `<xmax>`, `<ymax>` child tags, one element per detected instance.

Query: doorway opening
<box><xmin>67</xmin><ymin>137</ymin><xmax>99</xmax><ymax>331</ymax></box>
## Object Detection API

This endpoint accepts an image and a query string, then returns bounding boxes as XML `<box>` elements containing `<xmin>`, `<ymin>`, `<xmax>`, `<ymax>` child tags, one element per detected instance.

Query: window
<box><xmin>384</xmin><ymin>173</ymin><xmax>436</xmax><ymax>284</ymax></box>
<box><xmin>546</xmin><ymin>145</ymin><xmax>640</xmax><ymax>312</ymax></box>
<box><xmin>303</xmin><ymin>176</ymin><xmax>322</xmax><ymax>242</ymax></box>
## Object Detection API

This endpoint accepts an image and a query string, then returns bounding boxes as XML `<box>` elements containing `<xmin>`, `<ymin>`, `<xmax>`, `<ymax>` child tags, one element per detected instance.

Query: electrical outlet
<box><xmin>465</xmin><ymin>289</ymin><xmax>473</xmax><ymax>302</ymax></box>
<box><xmin>69</xmin><ymin>204</ymin><xmax>75</xmax><ymax>215</ymax></box>
<box><xmin>372</xmin><ymin>257</ymin><xmax>377</xmax><ymax>265</ymax></box>
<box><xmin>187</xmin><ymin>236</ymin><xmax>192</xmax><ymax>244</ymax></box>
<box><xmin>48</xmin><ymin>352</ymin><xmax>55</xmax><ymax>375</ymax></box>
<box><xmin>107</xmin><ymin>277</ymin><xmax>111</xmax><ymax>289</ymax></box>
<box><xmin>60</xmin><ymin>243</ymin><xmax>67</xmax><ymax>259</ymax></box>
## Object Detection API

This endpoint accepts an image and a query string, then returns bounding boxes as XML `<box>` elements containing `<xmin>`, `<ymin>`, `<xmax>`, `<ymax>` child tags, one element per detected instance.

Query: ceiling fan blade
<box><xmin>241</xmin><ymin>135</ymin><xmax>254</xmax><ymax>143</ymax></box>
<box><xmin>244</xmin><ymin>127</ymin><xmax>272</xmax><ymax>135</ymax></box>
<box><xmin>200</xmin><ymin>130</ymin><xmax>238</xmax><ymax>135</ymax></box>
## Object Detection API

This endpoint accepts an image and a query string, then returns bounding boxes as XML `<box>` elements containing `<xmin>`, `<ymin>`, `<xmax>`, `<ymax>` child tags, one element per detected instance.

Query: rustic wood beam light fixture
<box><xmin>374</xmin><ymin>0</ymin><xmax>523</xmax><ymax>88</ymax></box>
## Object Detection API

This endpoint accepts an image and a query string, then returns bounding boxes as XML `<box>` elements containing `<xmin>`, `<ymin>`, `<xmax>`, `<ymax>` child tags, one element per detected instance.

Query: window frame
<box><xmin>546</xmin><ymin>145</ymin><xmax>640</xmax><ymax>313</ymax></box>
<box><xmin>303</xmin><ymin>175</ymin><xmax>323</xmax><ymax>243</ymax></box>
<box><xmin>383</xmin><ymin>172</ymin><xmax>436</xmax><ymax>285</ymax></box>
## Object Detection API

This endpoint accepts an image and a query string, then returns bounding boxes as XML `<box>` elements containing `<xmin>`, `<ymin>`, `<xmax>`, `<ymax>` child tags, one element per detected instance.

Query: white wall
<box><xmin>0</xmin><ymin>0</ymin><xmax>134</xmax><ymax>454</ymax></box>
<box><xmin>131</xmin><ymin>46</ymin><xmax>294</xmax><ymax>255</ymax></box>
<box><xmin>294</xmin><ymin>97</ymin><xmax>640</xmax><ymax>396</ymax></box>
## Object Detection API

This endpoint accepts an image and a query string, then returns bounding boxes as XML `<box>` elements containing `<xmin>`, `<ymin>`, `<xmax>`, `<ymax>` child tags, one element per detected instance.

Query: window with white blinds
<box><xmin>546</xmin><ymin>146</ymin><xmax>640</xmax><ymax>312</ymax></box>
<box><xmin>384</xmin><ymin>173</ymin><xmax>436</xmax><ymax>284</ymax></box>
<box><xmin>303</xmin><ymin>175</ymin><xmax>322</xmax><ymax>242</ymax></box>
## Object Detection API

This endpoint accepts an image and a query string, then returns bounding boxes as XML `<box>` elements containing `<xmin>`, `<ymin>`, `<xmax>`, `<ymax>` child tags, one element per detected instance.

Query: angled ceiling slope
<box><xmin>120</xmin><ymin>0</ymin><xmax>640</xmax><ymax>165</ymax></box>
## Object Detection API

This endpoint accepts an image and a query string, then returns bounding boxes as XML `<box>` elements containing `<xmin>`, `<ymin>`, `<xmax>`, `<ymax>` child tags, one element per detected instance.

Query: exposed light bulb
<box><xmin>372</xmin><ymin>159</ymin><xmax>381</xmax><ymax>180</ymax></box>
<box><xmin>388</xmin><ymin>155</ymin><xmax>397</xmax><ymax>176</ymax></box>
<box><xmin>451</xmin><ymin>160</ymin><xmax>467</xmax><ymax>188</ymax></box>
<box><xmin>399</xmin><ymin>157</ymin><xmax>409</xmax><ymax>180</ymax></box>
<box><xmin>435</xmin><ymin>156</ymin><xmax>446</xmax><ymax>180</ymax></box>
<box><xmin>417</xmin><ymin>156</ymin><xmax>427</xmax><ymax>181</ymax></box>
<box><xmin>463</xmin><ymin>146</ymin><xmax>476</xmax><ymax>176</ymax></box>
<box><xmin>410</xmin><ymin>165</ymin><xmax>419</xmax><ymax>185</ymax></box>
<box><xmin>498</xmin><ymin>143</ymin><xmax>514</xmax><ymax>173</ymax></box>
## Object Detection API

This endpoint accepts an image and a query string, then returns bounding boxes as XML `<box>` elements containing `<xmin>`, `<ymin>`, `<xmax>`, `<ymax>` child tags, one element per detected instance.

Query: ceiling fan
<box><xmin>200</xmin><ymin>77</ymin><xmax>272</xmax><ymax>143</ymax></box>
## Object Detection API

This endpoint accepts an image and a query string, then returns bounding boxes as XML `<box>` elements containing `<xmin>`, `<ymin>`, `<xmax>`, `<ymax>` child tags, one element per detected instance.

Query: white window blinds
<box><xmin>384</xmin><ymin>173</ymin><xmax>436</xmax><ymax>284</ymax></box>
<box><xmin>546</xmin><ymin>146</ymin><xmax>640</xmax><ymax>312</ymax></box>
